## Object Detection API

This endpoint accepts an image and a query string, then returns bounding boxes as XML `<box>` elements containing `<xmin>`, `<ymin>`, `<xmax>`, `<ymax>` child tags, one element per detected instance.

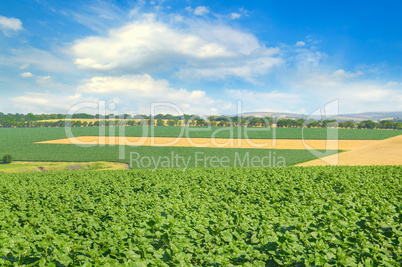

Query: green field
<box><xmin>0</xmin><ymin>127</ymin><xmax>347</xmax><ymax>168</ymax></box>
<box><xmin>0</xmin><ymin>126</ymin><xmax>400</xmax><ymax>168</ymax></box>
<box><xmin>1</xmin><ymin>126</ymin><xmax>401</xmax><ymax>141</ymax></box>
<box><xmin>0</xmin><ymin>166</ymin><xmax>400</xmax><ymax>266</ymax></box>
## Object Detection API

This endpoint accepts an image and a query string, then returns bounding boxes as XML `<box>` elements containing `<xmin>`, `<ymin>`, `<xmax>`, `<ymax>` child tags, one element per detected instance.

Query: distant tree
<box><xmin>306</xmin><ymin>120</ymin><xmax>319</xmax><ymax>128</ymax></box>
<box><xmin>357</xmin><ymin>120</ymin><xmax>376</xmax><ymax>129</ymax></box>
<box><xmin>322</xmin><ymin>119</ymin><xmax>337</xmax><ymax>128</ymax></box>
<box><xmin>379</xmin><ymin>120</ymin><xmax>395</xmax><ymax>129</ymax></box>
<box><xmin>73</xmin><ymin>121</ymin><xmax>82</xmax><ymax>127</ymax></box>
<box><xmin>277</xmin><ymin>119</ymin><xmax>297</xmax><ymax>128</ymax></box>
<box><xmin>2</xmin><ymin>154</ymin><xmax>13</xmax><ymax>164</ymax></box>
<box><xmin>344</xmin><ymin>121</ymin><xmax>355</xmax><ymax>128</ymax></box>
<box><xmin>248</xmin><ymin>117</ymin><xmax>262</xmax><ymax>127</ymax></box>
<box><xmin>296</xmin><ymin>118</ymin><xmax>305</xmax><ymax>127</ymax></box>
<box><xmin>264</xmin><ymin>117</ymin><xmax>273</xmax><ymax>127</ymax></box>
<box><xmin>156</xmin><ymin>118</ymin><xmax>164</xmax><ymax>126</ymax></box>
<box><xmin>196</xmin><ymin>118</ymin><xmax>207</xmax><ymax>126</ymax></box>
<box><xmin>26</xmin><ymin>113</ymin><xmax>36</xmax><ymax>121</ymax></box>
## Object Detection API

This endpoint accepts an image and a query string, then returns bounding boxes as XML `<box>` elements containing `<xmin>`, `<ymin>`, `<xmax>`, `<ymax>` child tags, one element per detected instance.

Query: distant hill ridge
<box><xmin>242</xmin><ymin>111</ymin><xmax>402</xmax><ymax>122</ymax></box>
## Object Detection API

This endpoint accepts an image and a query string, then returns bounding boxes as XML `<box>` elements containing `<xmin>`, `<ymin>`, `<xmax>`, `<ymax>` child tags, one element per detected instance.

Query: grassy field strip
<box><xmin>37</xmin><ymin>136</ymin><xmax>376</xmax><ymax>150</ymax></box>
<box><xmin>0</xmin><ymin>161</ymin><xmax>127</xmax><ymax>173</ymax></box>
<box><xmin>298</xmin><ymin>134</ymin><xmax>402</xmax><ymax>166</ymax></box>
<box><xmin>1</xmin><ymin>126</ymin><xmax>401</xmax><ymax>140</ymax></box>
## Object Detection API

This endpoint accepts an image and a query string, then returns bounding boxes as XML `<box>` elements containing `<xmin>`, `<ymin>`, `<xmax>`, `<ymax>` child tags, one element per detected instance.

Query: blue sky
<box><xmin>0</xmin><ymin>0</ymin><xmax>401</xmax><ymax>116</ymax></box>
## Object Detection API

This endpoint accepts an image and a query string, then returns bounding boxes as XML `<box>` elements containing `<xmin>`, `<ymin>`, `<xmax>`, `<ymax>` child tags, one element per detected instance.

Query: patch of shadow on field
<box><xmin>67</xmin><ymin>165</ymin><xmax>84</xmax><ymax>171</ymax></box>
<box><xmin>2</xmin><ymin>254</ymin><xmax>63</xmax><ymax>266</ymax></box>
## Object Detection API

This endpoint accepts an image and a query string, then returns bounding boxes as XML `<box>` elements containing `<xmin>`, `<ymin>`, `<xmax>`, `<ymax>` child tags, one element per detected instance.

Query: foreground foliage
<box><xmin>0</xmin><ymin>166</ymin><xmax>401</xmax><ymax>266</ymax></box>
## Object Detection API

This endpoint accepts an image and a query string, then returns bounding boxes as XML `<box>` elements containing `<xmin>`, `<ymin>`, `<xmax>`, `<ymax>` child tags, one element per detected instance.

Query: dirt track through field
<box><xmin>37</xmin><ymin>136</ymin><xmax>376</xmax><ymax>150</ymax></box>
<box><xmin>297</xmin><ymin>135</ymin><xmax>402</xmax><ymax>166</ymax></box>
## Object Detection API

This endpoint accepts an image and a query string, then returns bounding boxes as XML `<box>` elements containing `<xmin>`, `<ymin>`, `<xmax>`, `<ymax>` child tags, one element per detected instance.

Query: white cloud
<box><xmin>176</xmin><ymin>50</ymin><xmax>283</xmax><ymax>83</ymax></box>
<box><xmin>291</xmin><ymin>49</ymin><xmax>327</xmax><ymax>72</ymax></box>
<box><xmin>386</xmin><ymin>81</ymin><xmax>401</xmax><ymax>87</ymax></box>
<box><xmin>295</xmin><ymin>41</ymin><xmax>305</xmax><ymax>47</ymax></box>
<box><xmin>10</xmin><ymin>92</ymin><xmax>91</xmax><ymax>114</ymax></box>
<box><xmin>230</xmin><ymin>13</ymin><xmax>241</xmax><ymax>20</ymax></box>
<box><xmin>20</xmin><ymin>72</ymin><xmax>33</xmax><ymax>78</ymax></box>
<box><xmin>78</xmin><ymin>74</ymin><xmax>168</xmax><ymax>95</ymax></box>
<box><xmin>0</xmin><ymin>15</ymin><xmax>22</xmax><ymax>36</ymax></box>
<box><xmin>36</xmin><ymin>76</ymin><xmax>52</xmax><ymax>85</ymax></box>
<box><xmin>334</xmin><ymin>83</ymin><xmax>402</xmax><ymax>113</ymax></box>
<box><xmin>72</xmin><ymin>15</ymin><xmax>235</xmax><ymax>71</ymax></box>
<box><xmin>283</xmin><ymin>68</ymin><xmax>402</xmax><ymax>113</ymax></box>
<box><xmin>77</xmin><ymin>74</ymin><xmax>232</xmax><ymax>115</ymax></box>
<box><xmin>194</xmin><ymin>6</ymin><xmax>209</xmax><ymax>16</ymax></box>
<box><xmin>36</xmin><ymin>76</ymin><xmax>74</xmax><ymax>91</ymax></box>
<box><xmin>226</xmin><ymin>89</ymin><xmax>304</xmax><ymax>113</ymax></box>
<box><xmin>1</xmin><ymin>47</ymin><xmax>76</xmax><ymax>74</ymax></box>
<box><xmin>71</xmin><ymin>14</ymin><xmax>282</xmax><ymax>81</ymax></box>
<box><xmin>66</xmin><ymin>1</ymin><xmax>127</xmax><ymax>33</ymax></box>
<box><xmin>298</xmin><ymin>69</ymin><xmax>364</xmax><ymax>87</ymax></box>
<box><xmin>19</xmin><ymin>64</ymin><xmax>29</xmax><ymax>70</ymax></box>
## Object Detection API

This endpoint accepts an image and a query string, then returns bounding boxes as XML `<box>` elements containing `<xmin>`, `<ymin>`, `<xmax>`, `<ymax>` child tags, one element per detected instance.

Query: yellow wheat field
<box><xmin>37</xmin><ymin>136</ymin><xmax>376</xmax><ymax>150</ymax></box>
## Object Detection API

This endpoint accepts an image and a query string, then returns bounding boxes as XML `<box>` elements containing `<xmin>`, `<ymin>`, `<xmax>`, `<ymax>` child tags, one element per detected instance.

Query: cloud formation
<box><xmin>194</xmin><ymin>6</ymin><xmax>209</xmax><ymax>16</ymax></box>
<box><xmin>71</xmin><ymin>14</ymin><xmax>282</xmax><ymax>81</ymax></box>
<box><xmin>2</xmin><ymin>2</ymin><xmax>401</xmax><ymax>116</ymax></box>
<box><xmin>77</xmin><ymin>74</ymin><xmax>232</xmax><ymax>115</ymax></box>
<box><xmin>11</xmin><ymin>92</ymin><xmax>88</xmax><ymax>114</ymax></box>
<box><xmin>226</xmin><ymin>89</ymin><xmax>304</xmax><ymax>113</ymax></box>
<box><xmin>230</xmin><ymin>13</ymin><xmax>241</xmax><ymax>20</ymax></box>
<box><xmin>20</xmin><ymin>72</ymin><xmax>33</xmax><ymax>78</ymax></box>
<box><xmin>0</xmin><ymin>15</ymin><xmax>22</xmax><ymax>36</ymax></box>
<box><xmin>284</xmin><ymin>68</ymin><xmax>402</xmax><ymax>113</ymax></box>
<box><xmin>3</xmin><ymin>47</ymin><xmax>76</xmax><ymax>74</ymax></box>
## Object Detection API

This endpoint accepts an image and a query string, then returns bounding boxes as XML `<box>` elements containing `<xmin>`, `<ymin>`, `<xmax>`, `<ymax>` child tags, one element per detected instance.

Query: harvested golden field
<box><xmin>37</xmin><ymin>136</ymin><xmax>375</xmax><ymax>150</ymax></box>
<box><xmin>298</xmin><ymin>135</ymin><xmax>402</xmax><ymax>166</ymax></box>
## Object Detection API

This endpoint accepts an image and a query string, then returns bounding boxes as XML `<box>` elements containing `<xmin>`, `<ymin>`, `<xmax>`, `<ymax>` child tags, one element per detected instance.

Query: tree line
<box><xmin>0</xmin><ymin>112</ymin><xmax>401</xmax><ymax>130</ymax></box>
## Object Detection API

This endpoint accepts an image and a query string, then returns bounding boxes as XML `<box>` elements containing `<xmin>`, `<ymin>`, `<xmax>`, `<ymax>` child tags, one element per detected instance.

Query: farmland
<box><xmin>0</xmin><ymin>125</ymin><xmax>401</xmax><ymax>266</ymax></box>
<box><xmin>0</xmin><ymin>166</ymin><xmax>401</xmax><ymax>265</ymax></box>
<box><xmin>1</xmin><ymin>126</ymin><xmax>401</xmax><ymax>168</ymax></box>
<box><xmin>298</xmin><ymin>135</ymin><xmax>402</xmax><ymax>166</ymax></box>
<box><xmin>1</xmin><ymin>125</ymin><xmax>401</xmax><ymax>141</ymax></box>
<box><xmin>0</xmin><ymin>126</ymin><xmax>342</xmax><ymax>168</ymax></box>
